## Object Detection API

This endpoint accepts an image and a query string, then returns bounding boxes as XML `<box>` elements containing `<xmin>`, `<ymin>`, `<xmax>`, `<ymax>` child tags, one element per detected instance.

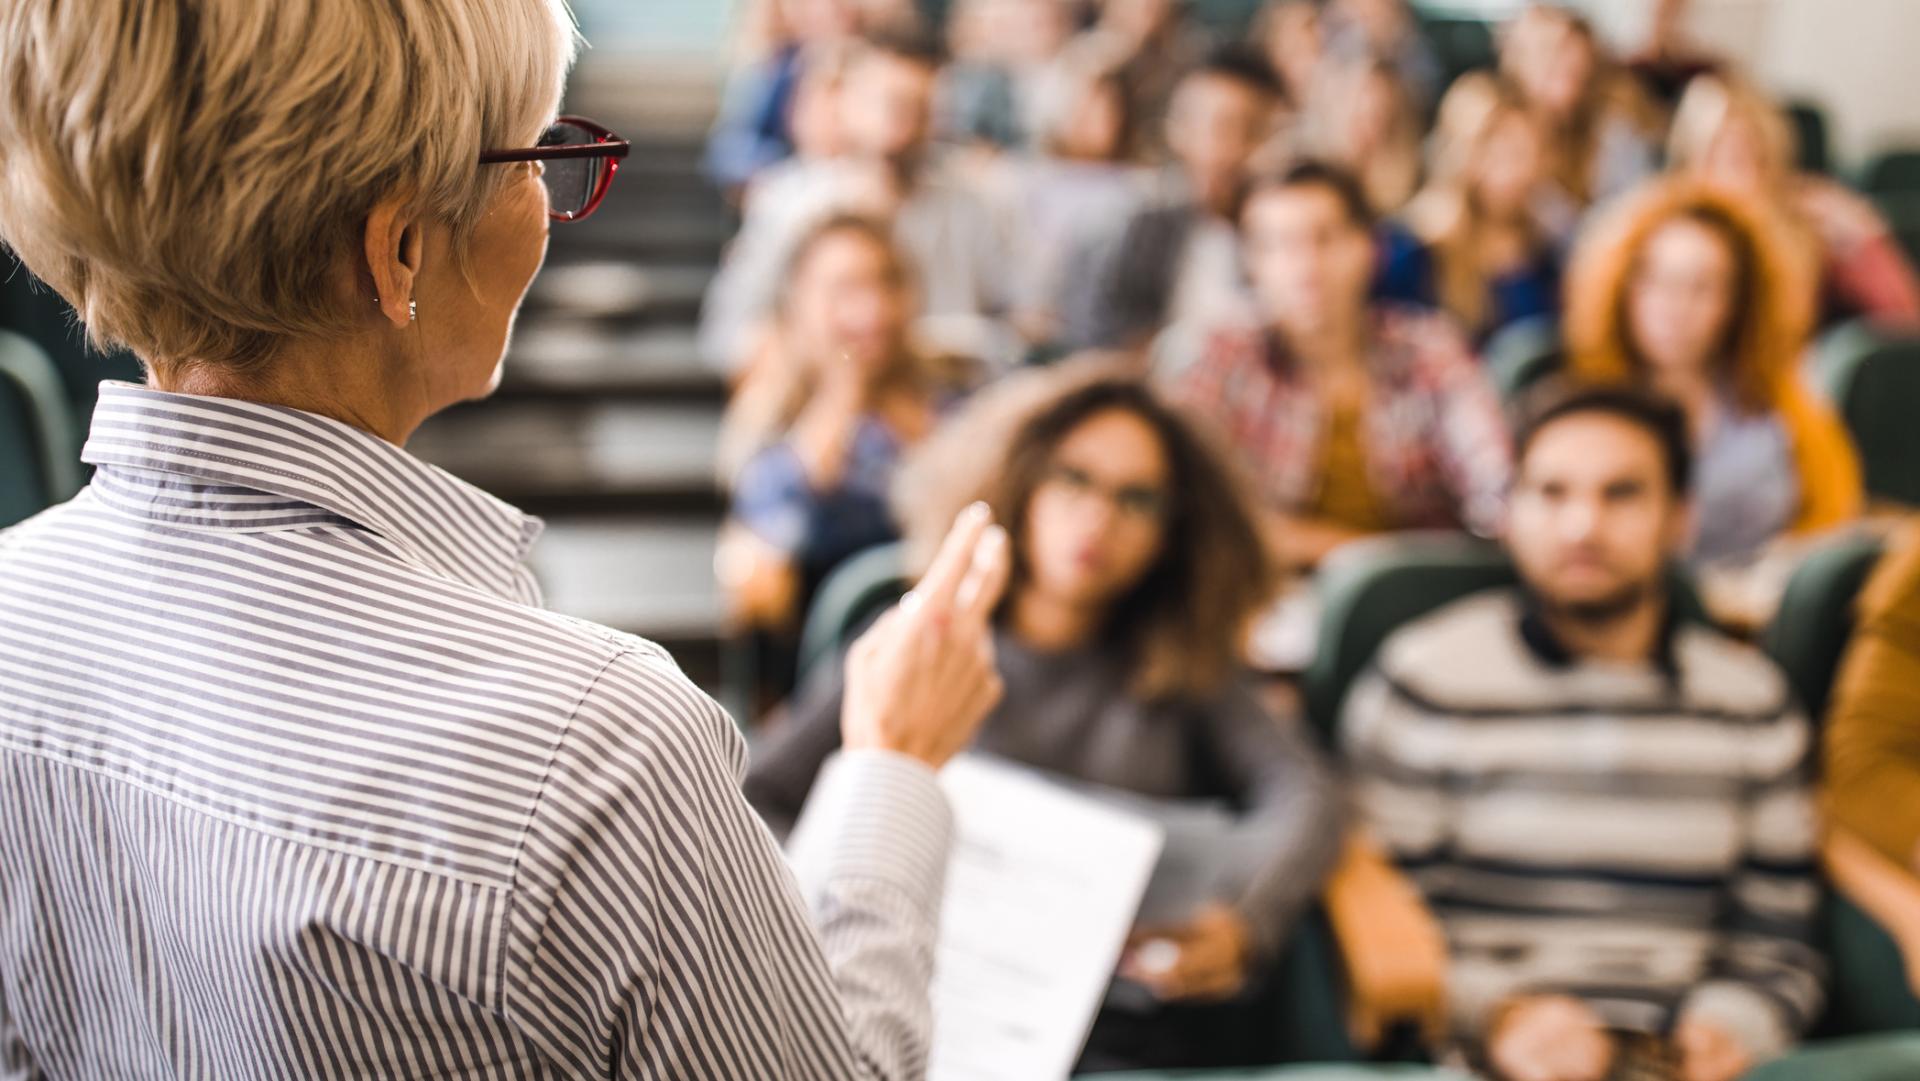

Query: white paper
<box><xmin>927</xmin><ymin>755</ymin><xmax>1165</xmax><ymax>1081</ymax></box>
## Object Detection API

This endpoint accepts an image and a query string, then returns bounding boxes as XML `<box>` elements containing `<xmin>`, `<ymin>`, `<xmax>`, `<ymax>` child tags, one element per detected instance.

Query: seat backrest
<box><xmin>1786</xmin><ymin>99</ymin><xmax>1832</xmax><ymax>176</ymax></box>
<box><xmin>1862</xmin><ymin>149</ymin><xmax>1920</xmax><ymax>196</ymax></box>
<box><xmin>1814</xmin><ymin>320</ymin><xmax>1920</xmax><ymax>509</ymax></box>
<box><xmin>0</xmin><ymin>364</ymin><xmax>49</xmax><ymax>529</ymax></box>
<box><xmin>1302</xmin><ymin>534</ymin><xmax>1518</xmax><ymax>740</ymax></box>
<box><xmin>1304</xmin><ymin>533</ymin><xmax>1713</xmax><ymax>741</ymax></box>
<box><xmin>1762</xmin><ymin>531</ymin><xmax>1887</xmax><ymax>722</ymax></box>
<box><xmin>0</xmin><ymin>329</ymin><xmax>79</xmax><ymax>528</ymax></box>
<box><xmin>1482</xmin><ymin>313</ymin><xmax>1565</xmax><ymax>407</ymax></box>
<box><xmin>796</xmin><ymin>541</ymin><xmax>910</xmax><ymax>683</ymax></box>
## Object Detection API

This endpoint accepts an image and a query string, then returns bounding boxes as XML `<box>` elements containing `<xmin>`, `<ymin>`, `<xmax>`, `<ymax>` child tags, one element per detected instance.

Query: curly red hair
<box><xmin>1563</xmin><ymin>178</ymin><xmax>1816</xmax><ymax>414</ymax></box>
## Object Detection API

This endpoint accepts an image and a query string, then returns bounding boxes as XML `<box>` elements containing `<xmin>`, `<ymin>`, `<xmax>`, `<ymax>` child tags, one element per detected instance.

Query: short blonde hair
<box><xmin>0</xmin><ymin>0</ymin><xmax>577</xmax><ymax>373</ymax></box>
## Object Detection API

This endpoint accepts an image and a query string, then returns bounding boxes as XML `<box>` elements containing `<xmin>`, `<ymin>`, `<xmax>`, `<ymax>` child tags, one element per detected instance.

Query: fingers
<box><xmin>953</xmin><ymin>524</ymin><xmax>1011</xmax><ymax>632</ymax></box>
<box><xmin>908</xmin><ymin>503</ymin><xmax>992</xmax><ymax>625</ymax></box>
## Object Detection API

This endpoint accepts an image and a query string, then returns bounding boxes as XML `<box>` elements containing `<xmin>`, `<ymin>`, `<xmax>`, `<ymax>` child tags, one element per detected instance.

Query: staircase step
<box><xmin>529</xmin><ymin>514</ymin><xmax>725</xmax><ymax>640</ymax></box>
<box><xmin>499</xmin><ymin>321</ymin><xmax>721</xmax><ymax>399</ymax></box>
<box><xmin>524</xmin><ymin>260</ymin><xmax>713</xmax><ymax>326</ymax></box>
<box><xmin>409</xmin><ymin>398</ymin><xmax>723</xmax><ymax>504</ymax></box>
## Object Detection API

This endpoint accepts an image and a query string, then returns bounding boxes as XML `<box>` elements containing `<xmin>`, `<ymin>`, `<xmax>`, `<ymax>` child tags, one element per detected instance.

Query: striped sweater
<box><xmin>1341</xmin><ymin>590</ymin><xmax>1824</xmax><ymax>1062</ymax></box>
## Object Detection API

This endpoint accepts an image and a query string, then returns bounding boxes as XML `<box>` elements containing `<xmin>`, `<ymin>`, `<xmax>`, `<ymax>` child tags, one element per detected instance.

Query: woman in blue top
<box><xmin>1382</xmin><ymin>74</ymin><xmax>1565</xmax><ymax>345</ymax></box>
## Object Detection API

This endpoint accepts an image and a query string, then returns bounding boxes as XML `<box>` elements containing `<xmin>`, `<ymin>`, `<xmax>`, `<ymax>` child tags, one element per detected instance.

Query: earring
<box><xmin>409</xmin><ymin>299</ymin><xmax>417</xmax><ymax>323</ymax></box>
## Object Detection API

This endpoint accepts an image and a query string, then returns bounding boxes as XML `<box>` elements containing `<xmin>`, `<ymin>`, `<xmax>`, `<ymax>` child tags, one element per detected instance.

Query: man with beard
<box><xmin>1341</xmin><ymin>383</ymin><xmax>1823</xmax><ymax>1081</ymax></box>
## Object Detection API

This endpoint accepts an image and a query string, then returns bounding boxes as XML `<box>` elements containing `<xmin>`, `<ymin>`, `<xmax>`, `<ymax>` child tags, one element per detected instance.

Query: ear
<box><xmin>363</xmin><ymin>194</ymin><xmax>425</xmax><ymax>329</ymax></box>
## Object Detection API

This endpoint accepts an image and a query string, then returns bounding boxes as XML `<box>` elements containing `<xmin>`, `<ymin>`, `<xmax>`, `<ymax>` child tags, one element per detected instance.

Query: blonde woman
<box><xmin>0</xmin><ymin>1</ymin><xmax>1008</xmax><ymax>1075</ymax></box>
<box><xmin>1500</xmin><ymin>3</ymin><xmax>1659</xmax><ymax>207</ymax></box>
<box><xmin>1669</xmin><ymin>73</ymin><xmax>1920</xmax><ymax>328</ymax></box>
<box><xmin>719</xmin><ymin>214</ymin><xmax>972</xmax><ymax>630</ymax></box>
<box><xmin>1395</xmin><ymin>73</ymin><xmax>1563</xmax><ymax>343</ymax></box>
<box><xmin>1298</xmin><ymin>55</ymin><xmax>1423</xmax><ymax>216</ymax></box>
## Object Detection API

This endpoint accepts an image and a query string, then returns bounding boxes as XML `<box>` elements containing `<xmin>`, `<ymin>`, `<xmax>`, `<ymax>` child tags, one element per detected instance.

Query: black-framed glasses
<box><xmin>480</xmin><ymin>115</ymin><xmax>630</xmax><ymax>222</ymax></box>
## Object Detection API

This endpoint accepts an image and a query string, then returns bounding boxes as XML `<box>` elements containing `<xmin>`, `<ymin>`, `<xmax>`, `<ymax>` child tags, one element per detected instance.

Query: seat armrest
<box><xmin>1823</xmin><ymin>826</ymin><xmax>1920</xmax><ymax>997</ymax></box>
<box><xmin>1322</xmin><ymin>831</ymin><xmax>1449</xmax><ymax>1049</ymax></box>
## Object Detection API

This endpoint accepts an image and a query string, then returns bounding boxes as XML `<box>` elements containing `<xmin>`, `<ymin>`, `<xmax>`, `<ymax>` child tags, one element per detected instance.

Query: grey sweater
<box><xmin>745</xmin><ymin>629</ymin><xmax>1343</xmax><ymax>956</ymax></box>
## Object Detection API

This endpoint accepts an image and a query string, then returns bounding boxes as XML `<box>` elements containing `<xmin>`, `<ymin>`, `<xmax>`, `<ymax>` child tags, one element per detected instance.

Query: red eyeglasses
<box><xmin>480</xmin><ymin>115</ymin><xmax>631</xmax><ymax>222</ymax></box>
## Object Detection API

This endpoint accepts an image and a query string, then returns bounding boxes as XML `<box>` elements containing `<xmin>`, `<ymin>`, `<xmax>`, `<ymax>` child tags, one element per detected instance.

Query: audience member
<box><xmin>1321</xmin><ymin>0</ymin><xmax>1441</xmax><ymax>112</ymax></box>
<box><xmin>1500</xmin><ymin>3</ymin><xmax>1659</xmax><ymax>207</ymax></box>
<box><xmin>1564</xmin><ymin>179</ymin><xmax>1862</xmax><ymax>563</ymax></box>
<box><xmin>705</xmin><ymin>0</ymin><xmax>865</xmax><ymax>194</ymax></box>
<box><xmin>938</xmin><ymin>0</ymin><xmax>1083</xmax><ymax>150</ymax></box>
<box><xmin>1069</xmin><ymin>0</ymin><xmax>1214</xmax><ymax>161</ymax></box>
<box><xmin>1297</xmin><ymin>55</ymin><xmax>1423</xmax><ymax>217</ymax></box>
<box><xmin>1254</xmin><ymin>0</ymin><xmax>1321</xmax><ymax>119</ymax></box>
<box><xmin>1824</xmin><ymin>520</ymin><xmax>1920</xmax><ymax>874</ymax></box>
<box><xmin>1625</xmin><ymin>0</ymin><xmax>1725</xmax><ymax>112</ymax></box>
<box><xmin>718</xmin><ymin>214</ymin><xmax>969</xmax><ymax>630</ymax></box>
<box><xmin>1669</xmin><ymin>74</ymin><xmax>1920</xmax><ymax>328</ymax></box>
<box><xmin>979</xmin><ymin>52</ymin><xmax>1150</xmax><ymax>344</ymax></box>
<box><xmin>1174</xmin><ymin>162</ymin><xmax>1511</xmax><ymax>575</ymax></box>
<box><xmin>700</xmin><ymin>28</ymin><xmax>1013</xmax><ymax>373</ymax></box>
<box><xmin>1056</xmin><ymin>46</ymin><xmax>1281</xmax><ymax>352</ymax></box>
<box><xmin>746</xmin><ymin>362</ymin><xmax>1340</xmax><ymax>1071</ymax></box>
<box><xmin>1344</xmin><ymin>383</ymin><xmax>1824</xmax><ymax>1081</ymax></box>
<box><xmin>1392</xmin><ymin>74</ymin><xmax>1563</xmax><ymax>342</ymax></box>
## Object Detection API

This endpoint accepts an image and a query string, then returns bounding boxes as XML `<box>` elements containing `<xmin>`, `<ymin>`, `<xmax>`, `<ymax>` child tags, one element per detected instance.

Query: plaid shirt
<box><xmin>1172</xmin><ymin>306</ymin><xmax>1511</xmax><ymax>535</ymax></box>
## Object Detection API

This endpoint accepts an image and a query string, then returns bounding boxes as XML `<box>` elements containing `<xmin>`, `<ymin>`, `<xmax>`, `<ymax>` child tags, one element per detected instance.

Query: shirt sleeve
<box><xmin>1823</xmin><ymin>536</ymin><xmax>1920</xmax><ymax>866</ymax></box>
<box><xmin>504</xmin><ymin>646</ymin><xmax>950</xmax><ymax>1081</ymax></box>
<box><xmin>1198</xmin><ymin>678</ymin><xmax>1343</xmax><ymax>958</ymax></box>
<box><xmin>1678</xmin><ymin>703</ymin><xmax>1825</xmax><ymax>1064</ymax></box>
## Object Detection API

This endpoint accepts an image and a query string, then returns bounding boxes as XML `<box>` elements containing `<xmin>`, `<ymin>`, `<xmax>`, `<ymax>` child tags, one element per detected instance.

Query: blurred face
<box><xmin>786</xmin><ymin>229</ymin><xmax>908</xmax><ymax>376</ymax></box>
<box><xmin>1243</xmin><ymin>183</ymin><xmax>1375</xmax><ymax>336</ymax></box>
<box><xmin>1345</xmin><ymin>68</ymin><xmax>1400</xmax><ymax>153</ymax></box>
<box><xmin>1509</xmin><ymin>413</ymin><xmax>1688</xmax><ymax>621</ymax></box>
<box><xmin>1056</xmin><ymin>79</ymin><xmax>1126</xmax><ymax>162</ymax></box>
<box><xmin>1263</xmin><ymin>3</ymin><xmax>1321</xmax><ymax>101</ymax></box>
<box><xmin>1507</xmin><ymin>14</ymin><xmax>1592</xmax><ymax>121</ymax></box>
<box><xmin>1104</xmin><ymin>0</ymin><xmax>1178</xmax><ymax>43</ymax></box>
<box><xmin>840</xmin><ymin>53</ymin><xmax>936</xmax><ymax>163</ymax></box>
<box><xmin>1627</xmin><ymin>216</ymin><xmax>1739</xmax><ymax>378</ymax></box>
<box><xmin>1336</xmin><ymin>0</ymin><xmax>1407</xmax><ymax>46</ymax></box>
<box><xmin>991</xmin><ymin>0</ymin><xmax>1076</xmax><ymax>66</ymax></box>
<box><xmin>1699</xmin><ymin>116</ymin><xmax>1772</xmax><ymax>195</ymax></box>
<box><xmin>416</xmin><ymin>161</ymin><xmax>550</xmax><ymax>406</ymax></box>
<box><xmin>784</xmin><ymin>0</ymin><xmax>862</xmax><ymax>44</ymax></box>
<box><xmin>1473</xmin><ymin>111</ymin><xmax>1546</xmax><ymax>217</ymax></box>
<box><xmin>1167</xmin><ymin>74</ymin><xmax>1272</xmax><ymax>211</ymax></box>
<box><xmin>1021</xmin><ymin>409</ymin><xmax>1172</xmax><ymax>610</ymax></box>
<box><xmin>789</xmin><ymin>68</ymin><xmax>846</xmax><ymax>160</ymax></box>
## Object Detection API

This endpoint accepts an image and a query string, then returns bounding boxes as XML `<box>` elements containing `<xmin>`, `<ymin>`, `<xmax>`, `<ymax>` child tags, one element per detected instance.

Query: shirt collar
<box><xmin>1516</xmin><ymin>585</ymin><xmax>1684</xmax><ymax>681</ymax></box>
<box><xmin>81</xmin><ymin>382</ymin><xmax>543</xmax><ymax>597</ymax></box>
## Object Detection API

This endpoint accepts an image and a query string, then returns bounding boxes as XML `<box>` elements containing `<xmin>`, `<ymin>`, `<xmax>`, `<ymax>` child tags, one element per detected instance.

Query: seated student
<box><xmin>1825</xmin><ymin>521</ymin><xmax>1920</xmax><ymax>874</ymax></box>
<box><xmin>704</xmin><ymin>0</ymin><xmax>864</xmax><ymax>193</ymax></box>
<box><xmin>718</xmin><ymin>214</ymin><xmax>968</xmax><ymax>631</ymax></box>
<box><xmin>1344</xmin><ymin>383</ymin><xmax>1824</xmax><ymax>1081</ymax></box>
<box><xmin>1564</xmin><ymin>178</ymin><xmax>1862</xmax><ymax>564</ymax></box>
<box><xmin>1296</xmin><ymin>54</ymin><xmax>1423</xmax><ymax>217</ymax></box>
<box><xmin>746</xmin><ymin>362</ymin><xmax>1342</xmax><ymax>1071</ymax></box>
<box><xmin>1391</xmin><ymin>73</ymin><xmax>1564</xmax><ymax>344</ymax></box>
<box><xmin>1173</xmin><ymin>161</ymin><xmax>1511</xmax><ymax>575</ymax></box>
<box><xmin>1501</xmin><ymin>3</ymin><xmax>1659</xmax><ymax>209</ymax></box>
<box><xmin>980</xmin><ymin>52</ymin><xmax>1151</xmax><ymax>345</ymax></box>
<box><xmin>1320</xmin><ymin>0</ymin><xmax>1441</xmax><ymax>113</ymax></box>
<box><xmin>700</xmin><ymin>27</ymin><xmax>1014</xmax><ymax>373</ymax></box>
<box><xmin>1055</xmin><ymin>46</ymin><xmax>1282</xmax><ymax>352</ymax></box>
<box><xmin>1668</xmin><ymin>74</ymin><xmax>1920</xmax><ymax>329</ymax></box>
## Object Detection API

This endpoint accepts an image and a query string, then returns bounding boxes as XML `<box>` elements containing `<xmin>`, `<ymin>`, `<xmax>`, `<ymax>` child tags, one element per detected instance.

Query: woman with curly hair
<box><xmin>746</xmin><ymin>360</ymin><xmax>1342</xmax><ymax>1071</ymax></box>
<box><xmin>1564</xmin><ymin>178</ymin><xmax>1863</xmax><ymax>562</ymax></box>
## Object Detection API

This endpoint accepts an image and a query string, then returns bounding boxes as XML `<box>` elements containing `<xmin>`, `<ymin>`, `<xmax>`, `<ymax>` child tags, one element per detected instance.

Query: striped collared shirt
<box><xmin>0</xmin><ymin>382</ymin><xmax>951</xmax><ymax>1079</ymax></box>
